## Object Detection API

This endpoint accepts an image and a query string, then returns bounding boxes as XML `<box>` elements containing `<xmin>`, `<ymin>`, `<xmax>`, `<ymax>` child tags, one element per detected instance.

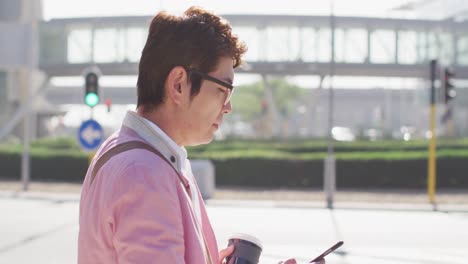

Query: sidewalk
<box><xmin>2</xmin><ymin>187</ymin><xmax>467</xmax><ymax>264</ymax></box>
<box><xmin>1</xmin><ymin>180</ymin><xmax>467</xmax><ymax>209</ymax></box>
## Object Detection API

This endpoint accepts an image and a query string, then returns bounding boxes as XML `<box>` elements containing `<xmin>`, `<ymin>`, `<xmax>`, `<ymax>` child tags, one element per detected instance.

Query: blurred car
<box><xmin>364</xmin><ymin>128</ymin><xmax>383</xmax><ymax>141</ymax></box>
<box><xmin>332</xmin><ymin>126</ymin><xmax>356</xmax><ymax>142</ymax></box>
<box><xmin>392</xmin><ymin>126</ymin><xmax>416</xmax><ymax>141</ymax></box>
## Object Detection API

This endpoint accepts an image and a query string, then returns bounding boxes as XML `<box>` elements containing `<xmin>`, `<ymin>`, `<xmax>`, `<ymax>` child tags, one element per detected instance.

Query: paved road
<box><xmin>0</xmin><ymin>193</ymin><xmax>467</xmax><ymax>264</ymax></box>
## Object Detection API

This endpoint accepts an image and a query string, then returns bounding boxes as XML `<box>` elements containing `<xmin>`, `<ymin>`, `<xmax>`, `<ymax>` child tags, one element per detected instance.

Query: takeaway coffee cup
<box><xmin>226</xmin><ymin>233</ymin><xmax>263</xmax><ymax>264</ymax></box>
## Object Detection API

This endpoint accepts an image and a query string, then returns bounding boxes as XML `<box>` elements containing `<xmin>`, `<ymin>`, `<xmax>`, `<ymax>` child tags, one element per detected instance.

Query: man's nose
<box><xmin>223</xmin><ymin>100</ymin><xmax>232</xmax><ymax>114</ymax></box>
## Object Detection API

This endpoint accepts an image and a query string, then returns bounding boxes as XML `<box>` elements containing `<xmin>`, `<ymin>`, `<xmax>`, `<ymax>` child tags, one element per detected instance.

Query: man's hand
<box><xmin>278</xmin><ymin>259</ymin><xmax>297</xmax><ymax>264</ymax></box>
<box><xmin>279</xmin><ymin>258</ymin><xmax>326</xmax><ymax>264</ymax></box>
<box><xmin>219</xmin><ymin>245</ymin><xmax>235</xmax><ymax>264</ymax></box>
<box><xmin>311</xmin><ymin>260</ymin><xmax>325</xmax><ymax>264</ymax></box>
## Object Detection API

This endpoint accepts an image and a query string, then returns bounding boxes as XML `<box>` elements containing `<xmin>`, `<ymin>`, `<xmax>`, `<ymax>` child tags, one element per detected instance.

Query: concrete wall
<box><xmin>294</xmin><ymin>87</ymin><xmax>468</xmax><ymax>138</ymax></box>
<box><xmin>0</xmin><ymin>0</ymin><xmax>43</xmax><ymax>141</ymax></box>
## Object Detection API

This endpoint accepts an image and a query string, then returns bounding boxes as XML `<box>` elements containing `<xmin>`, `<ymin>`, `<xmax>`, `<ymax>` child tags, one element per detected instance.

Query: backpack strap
<box><xmin>89</xmin><ymin>140</ymin><xmax>189</xmax><ymax>193</ymax></box>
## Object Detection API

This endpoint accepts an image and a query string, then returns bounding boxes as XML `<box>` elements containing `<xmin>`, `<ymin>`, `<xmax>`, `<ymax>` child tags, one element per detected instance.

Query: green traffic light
<box><xmin>85</xmin><ymin>93</ymin><xmax>99</xmax><ymax>107</ymax></box>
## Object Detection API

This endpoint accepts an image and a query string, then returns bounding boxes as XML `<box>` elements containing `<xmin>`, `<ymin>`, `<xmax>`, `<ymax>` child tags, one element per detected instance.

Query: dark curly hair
<box><xmin>137</xmin><ymin>6</ymin><xmax>247</xmax><ymax>112</ymax></box>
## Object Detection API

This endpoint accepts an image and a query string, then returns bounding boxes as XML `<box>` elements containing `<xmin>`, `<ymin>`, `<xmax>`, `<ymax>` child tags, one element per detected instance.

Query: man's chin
<box><xmin>201</xmin><ymin>136</ymin><xmax>215</xmax><ymax>145</ymax></box>
<box><xmin>186</xmin><ymin>136</ymin><xmax>214</xmax><ymax>147</ymax></box>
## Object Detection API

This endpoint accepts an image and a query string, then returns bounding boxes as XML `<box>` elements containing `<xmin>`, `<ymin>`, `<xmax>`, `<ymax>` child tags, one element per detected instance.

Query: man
<box><xmin>78</xmin><ymin>6</ymin><xmax>324</xmax><ymax>264</ymax></box>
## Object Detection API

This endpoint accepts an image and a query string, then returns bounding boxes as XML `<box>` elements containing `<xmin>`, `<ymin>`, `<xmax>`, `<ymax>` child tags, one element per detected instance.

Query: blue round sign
<box><xmin>78</xmin><ymin>119</ymin><xmax>104</xmax><ymax>151</ymax></box>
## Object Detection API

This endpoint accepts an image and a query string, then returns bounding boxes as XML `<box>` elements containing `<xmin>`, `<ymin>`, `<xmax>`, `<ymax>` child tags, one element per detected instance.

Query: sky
<box><xmin>42</xmin><ymin>0</ymin><xmax>416</xmax><ymax>20</ymax></box>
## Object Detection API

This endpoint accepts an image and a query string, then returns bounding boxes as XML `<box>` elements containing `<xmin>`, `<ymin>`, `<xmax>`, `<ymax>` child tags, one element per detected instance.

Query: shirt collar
<box><xmin>140</xmin><ymin>116</ymin><xmax>188</xmax><ymax>162</ymax></box>
<box><xmin>121</xmin><ymin>111</ymin><xmax>189</xmax><ymax>172</ymax></box>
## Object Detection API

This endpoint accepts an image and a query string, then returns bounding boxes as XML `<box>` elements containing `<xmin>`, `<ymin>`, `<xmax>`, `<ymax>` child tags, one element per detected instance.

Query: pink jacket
<box><xmin>78</xmin><ymin>112</ymin><xmax>219</xmax><ymax>264</ymax></box>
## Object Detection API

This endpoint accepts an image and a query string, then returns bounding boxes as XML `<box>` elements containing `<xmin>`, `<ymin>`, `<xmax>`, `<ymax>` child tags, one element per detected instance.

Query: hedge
<box><xmin>212</xmin><ymin>157</ymin><xmax>468</xmax><ymax>188</ymax></box>
<box><xmin>0</xmin><ymin>152</ymin><xmax>88</xmax><ymax>182</ymax></box>
<box><xmin>0</xmin><ymin>137</ymin><xmax>467</xmax><ymax>188</ymax></box>
<box><xmin>188</xmin><ymin>138</ymin><xmax>468</xmax><ymax>153</ymax></box>
<box><xmin>0</xmin><ymin>151</ymin><xmax>466</xmax><ymax>188</ymax></box>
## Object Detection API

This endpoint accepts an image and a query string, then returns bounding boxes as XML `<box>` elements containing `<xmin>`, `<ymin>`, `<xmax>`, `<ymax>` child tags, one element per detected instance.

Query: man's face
<box><xmin>183</xmin><ymin>57</ymin><xmax>234</xmax><ymax>146</ymax></box>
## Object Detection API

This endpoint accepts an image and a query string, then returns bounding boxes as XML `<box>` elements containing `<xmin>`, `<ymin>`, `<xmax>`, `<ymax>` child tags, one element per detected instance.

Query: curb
<box><xmin>2</xmin><ymin>191</ymin><xmax>467</xmax><ymax>212</ymax></box>
<box><xmin>206</xmin><ymin>199</ymin><xmax>468</xmax><ymax>212</ymax></box>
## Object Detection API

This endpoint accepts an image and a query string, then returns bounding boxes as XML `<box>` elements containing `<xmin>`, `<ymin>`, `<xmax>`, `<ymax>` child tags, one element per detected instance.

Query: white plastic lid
<box><xmin>228</xmin><ymin>233</ymin><xmax>263</xmax><ymax>250</ymax></box>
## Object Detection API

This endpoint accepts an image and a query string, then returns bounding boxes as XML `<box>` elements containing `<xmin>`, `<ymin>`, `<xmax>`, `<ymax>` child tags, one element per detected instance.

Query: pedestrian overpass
<box><xmin>39</xmin><ymin>15</ymin><xmax>468</xmax><ymax>79</ymax></box>
<box><xmin>5</xmin><ymin>14</ymin><xmax>468</xmax><ymax>142</ymax></box>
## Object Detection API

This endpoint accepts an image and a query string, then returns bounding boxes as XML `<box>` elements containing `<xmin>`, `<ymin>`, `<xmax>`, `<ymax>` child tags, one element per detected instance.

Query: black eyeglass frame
<box><xmin>188</xmin><ymin>68</ymin><xmax>234</xmax><ymax>90</ymax></box>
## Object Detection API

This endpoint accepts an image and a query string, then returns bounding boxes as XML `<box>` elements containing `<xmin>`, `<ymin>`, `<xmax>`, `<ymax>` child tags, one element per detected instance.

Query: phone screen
<box><xmin>309</xmin><ymin>241</ymin><xmax>344</xmax><ymax>263</ymax></box>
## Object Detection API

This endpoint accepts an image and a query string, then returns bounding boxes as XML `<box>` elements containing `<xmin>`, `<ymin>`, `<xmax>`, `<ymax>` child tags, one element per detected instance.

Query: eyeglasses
<box><xmin>188</xmin><ymin>68</ymin><xmax>234</xmax><ymax>106</ymax></box>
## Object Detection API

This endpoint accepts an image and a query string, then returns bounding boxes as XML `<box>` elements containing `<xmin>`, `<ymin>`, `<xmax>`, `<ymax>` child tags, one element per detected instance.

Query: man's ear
<box><xmin>165</xmin><ymin>66</ymin><xmax>189</xmax><ymax>105</ymax></box>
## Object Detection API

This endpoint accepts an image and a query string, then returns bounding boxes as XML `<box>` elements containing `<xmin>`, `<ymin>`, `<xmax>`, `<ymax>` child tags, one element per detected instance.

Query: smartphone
<box><xmin>309</xmin><ymin>241</ymin><xmax>344</xmax><ymax>263</ymax></box>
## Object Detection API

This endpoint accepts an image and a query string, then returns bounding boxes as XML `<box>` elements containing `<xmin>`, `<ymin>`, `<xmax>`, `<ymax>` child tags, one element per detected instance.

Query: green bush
<box><xmin>0</xmin><ymin>137</ymin><xmax>467</xmax><ymax>187</ymax></box>
<box><xmin>0</xmin><ymin>137</ymin><xmax>88</xmax><ymax>181</ymax></box>
<box><xmin>188</xmin><ymin>138</ymin><xmax>468</xmax><ymax>155</ymax></box>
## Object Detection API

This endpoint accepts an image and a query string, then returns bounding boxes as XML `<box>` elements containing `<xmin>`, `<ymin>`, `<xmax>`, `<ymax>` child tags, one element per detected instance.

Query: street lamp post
<box><xmin>324</xmin><ymin>0</ymin><xmax>336</xmax><ymax>209</ymax></box>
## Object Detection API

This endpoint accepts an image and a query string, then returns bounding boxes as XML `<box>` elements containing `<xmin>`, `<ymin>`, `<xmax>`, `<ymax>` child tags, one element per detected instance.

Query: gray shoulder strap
<box><xmin>89</xmin><ymin>141</ymin><xmax>189</xmax><ymax>194</ymax></box>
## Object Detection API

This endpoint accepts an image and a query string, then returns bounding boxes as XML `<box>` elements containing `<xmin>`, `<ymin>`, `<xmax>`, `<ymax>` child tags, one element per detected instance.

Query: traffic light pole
<box><xmin>428</xmin><ymin>60</ymin><xmax>437</xmax><ymax>206</ymax></box>
<box><xmin>82</xmin><ymin>67</ymin><xmax>101</xmax><ymax>164</ymax></box>
<box><xmin>446</xmin><ymin>108</ymin><xmax>455</xmax><ymax>137</ymax></box>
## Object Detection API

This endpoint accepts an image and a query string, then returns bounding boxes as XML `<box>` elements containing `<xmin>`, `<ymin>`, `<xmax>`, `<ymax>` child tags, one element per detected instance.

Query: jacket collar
<box><xmin>121</xmin><ymin>110</ymin><xmax>186</xmax><ymax>174</ymax></box>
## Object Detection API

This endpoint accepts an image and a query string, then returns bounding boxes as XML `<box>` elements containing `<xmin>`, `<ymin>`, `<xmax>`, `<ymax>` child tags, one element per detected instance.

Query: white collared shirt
<box><xmin>140</xmin><ymin>116</ymin><xmax>203</xmax><ymax>226</ymax></box>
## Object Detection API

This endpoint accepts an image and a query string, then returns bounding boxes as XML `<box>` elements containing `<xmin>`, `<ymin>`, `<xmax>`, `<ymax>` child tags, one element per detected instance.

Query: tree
<box><xmin>230</xmin><ymin>81</ymin><xmax>264</xmax><ymax>120</ymax></box>
<box><xmin>231</xmin><ymin>77</ymin><xmax>305</xmax><ymax>122</ymax></box>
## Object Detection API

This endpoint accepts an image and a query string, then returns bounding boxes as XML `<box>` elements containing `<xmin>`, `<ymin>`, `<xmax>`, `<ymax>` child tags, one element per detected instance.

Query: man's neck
<box><xmin>137</xmin><ymin>107</ymin><xmax>185</xmax><ymax>146</ymax></box>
